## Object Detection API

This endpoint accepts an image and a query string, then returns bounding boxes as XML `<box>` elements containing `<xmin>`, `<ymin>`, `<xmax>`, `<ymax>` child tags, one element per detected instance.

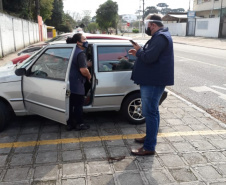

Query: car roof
<box><xmin>48</xmin><ymin>39</ymin><xmax>133</xmax><ymax>46</ymax></box>
<box><xmin>55</xmin><ymin>32</ymin><xmax>131</xmax><ymax>40</ymax></box>
<box><xmin>84</xmin><ymin>33</ymin><xmax>131</xmax><ymax>40</ymax></box>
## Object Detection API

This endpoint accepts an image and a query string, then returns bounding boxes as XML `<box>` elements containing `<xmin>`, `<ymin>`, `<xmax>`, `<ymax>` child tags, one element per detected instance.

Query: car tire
<box><xmin>0</xmin><ymin>101</ymin><xmax>8</xmax><ymax>132</ymax></box>
<box><xmin>122</xmin><ymin>93</ymin><xmax>145</xmax><ymax>125</ymax></box>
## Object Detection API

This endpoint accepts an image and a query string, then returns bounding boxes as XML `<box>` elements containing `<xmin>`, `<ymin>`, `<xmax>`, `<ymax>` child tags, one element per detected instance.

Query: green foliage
<box><xmin>40</xmin><ymin>0</ymin><xmax>54</xmax><ymax>21</ymax></box>
<box><xmin>3</xmin><ymin>0</ymin><xmax>34</xmax><ymax>20</ymax></box>
<box><xmin>96</xmin><ymin>0</ymin><xmax>118</xmax><ymax>31</ymax></box>
<box><xmin>86</xmin><ymin>22</ymin><xmax>99</xmax><ymax>33</ymax></box>
<box><xmin>45</xmin><ymin>0</ymin><xmax>63</xmax><ymax>30</ymax></box>
<box><xmin>132</xmin><ymin>29</ymin><xmax>139</xmax><ymax>33</ymax></box>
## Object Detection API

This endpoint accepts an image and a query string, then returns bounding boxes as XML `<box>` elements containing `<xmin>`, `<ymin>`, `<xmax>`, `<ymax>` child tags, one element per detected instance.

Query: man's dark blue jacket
<box><xmin>131</xmin><ymin>27</ymin><xmax>174</xmax><ymax>86</ymax></box>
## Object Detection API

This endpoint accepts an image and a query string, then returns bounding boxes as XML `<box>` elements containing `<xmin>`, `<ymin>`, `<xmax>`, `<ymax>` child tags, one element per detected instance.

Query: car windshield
<box><xmin>16</xmin><ymin>48</ymin><xmax>44</xmax><ymax>69</ymax></box>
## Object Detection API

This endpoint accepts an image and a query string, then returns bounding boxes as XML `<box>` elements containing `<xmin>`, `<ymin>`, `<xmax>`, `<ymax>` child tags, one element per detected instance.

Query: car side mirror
<box><xmin>15</xmin><ymin>68</ymin><xmax>27</xmax><ymax>76</ymax></box>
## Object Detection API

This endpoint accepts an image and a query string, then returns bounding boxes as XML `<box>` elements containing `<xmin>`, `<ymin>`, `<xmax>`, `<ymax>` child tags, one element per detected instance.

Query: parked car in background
<box><xmin>0</xmin><ymin>39</ymin><xmax>167</xmax><ymax>131</ymax></box>
<box><xmin>0</xmin><ymin>54</ymin><xmax>31</xmax><ymax>72</ymax></box>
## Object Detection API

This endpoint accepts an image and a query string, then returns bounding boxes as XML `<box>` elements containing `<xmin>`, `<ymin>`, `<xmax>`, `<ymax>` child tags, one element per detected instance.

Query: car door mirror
<box><xmin>15</xmin><ymin>68</ymin><xmax>27</xmax><ymax>76</ymax></box>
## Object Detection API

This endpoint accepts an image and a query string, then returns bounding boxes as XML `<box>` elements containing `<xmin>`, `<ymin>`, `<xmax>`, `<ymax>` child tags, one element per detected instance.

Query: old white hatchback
<box><xmin>0</xmin><ymin>40</ymin><xmax>167</xmax><ymax>131</ymax></box>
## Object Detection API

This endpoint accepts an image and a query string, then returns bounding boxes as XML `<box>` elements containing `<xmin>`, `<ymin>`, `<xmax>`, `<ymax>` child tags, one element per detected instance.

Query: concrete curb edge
<box><xmin>166</xmin><ymin>88</ymin><xmax>226</xmax><ymax>129</ymax></box>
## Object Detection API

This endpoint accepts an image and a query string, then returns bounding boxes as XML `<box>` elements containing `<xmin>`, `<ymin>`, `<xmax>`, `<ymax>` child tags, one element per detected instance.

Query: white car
<box><xmin>0</xmin><ymin>40</ymin><xmax>167</xmax><ymax>131</ymax></box>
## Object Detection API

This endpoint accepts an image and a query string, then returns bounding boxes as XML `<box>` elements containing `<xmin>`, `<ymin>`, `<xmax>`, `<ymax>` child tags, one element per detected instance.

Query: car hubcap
<box><xmin>128</xmin><ymin>98</ymin><xmax>144</xmax><ymax>121</ymax></box>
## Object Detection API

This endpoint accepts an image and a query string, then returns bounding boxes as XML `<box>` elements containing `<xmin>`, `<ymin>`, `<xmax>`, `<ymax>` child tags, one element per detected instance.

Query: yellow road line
<box><xmin>0</xmin><ymin>130</ymin><xmax>226</xmax><ymax>149</ymax></box>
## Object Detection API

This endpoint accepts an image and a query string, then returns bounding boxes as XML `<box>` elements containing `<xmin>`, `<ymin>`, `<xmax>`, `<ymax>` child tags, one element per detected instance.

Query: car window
<box><xmin>30</xmin><ymin>48</ymin><xmax>73</xmax><ymax>80</ymax></box>
<box><xmin>17</xmin><ymin>48</ymin><xmax>44</xmax><ymax>69</ymax></box>
<box><xmin>97</xmin><ymin>46</ymin><xmax>136</xmax><ymax>72</ymax></box>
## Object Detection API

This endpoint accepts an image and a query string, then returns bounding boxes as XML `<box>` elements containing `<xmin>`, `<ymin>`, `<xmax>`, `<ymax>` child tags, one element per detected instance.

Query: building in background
<box><xmin>193</xmin><ymin>0</ymin><xmax>226</xmax><ymax>18</ymax></box>
<box><xmin>121</xmin><ymin>14</ymin><xmax>137</xmax><ymax>23</ymax></box>
<box><xmin>47</xmin><ymin>26</ymin><xmax>56</xmax><ymax>38</ymax></box>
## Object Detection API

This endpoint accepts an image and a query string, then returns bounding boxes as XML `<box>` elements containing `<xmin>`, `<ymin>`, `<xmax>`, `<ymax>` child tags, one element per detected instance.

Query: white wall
<box><xmin>0</xmin><ymin>13</ymin><xmax>15</xmax><ymax>56</ymax></box>
<box><xmin>195</xmin><ymin>17</ymin><xmax>220</xmax><ymax>38</ymax></box>
<box><xmin>13</xmin><ymin>18</ymin><xmax>24</xmax><ymax>51</ymax></box>
<box><xmin>164</xmin><ymin>23</ymin><xmax>187</xmax><ymax>36</ymax></box>
<box><xmin>0</xmin><ymin>12</ymin><xmax>47</xmax><ymax>58</ymax></box>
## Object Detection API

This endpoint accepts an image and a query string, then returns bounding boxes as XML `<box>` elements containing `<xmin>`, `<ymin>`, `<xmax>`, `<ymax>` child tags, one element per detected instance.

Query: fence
<box><xmin>164</xmin><ymin>23</ymin><xmax>187</xmax><ymax>36</ymax></box>
<box><xmin>0</xmin><ymin>12</ymin><xmax>47</xmax><ymax>58</ymax></box>
<box><xmin>195</xmin><ymin>17</ymin><xmax>220</xmax><ymax>38</ymax></box>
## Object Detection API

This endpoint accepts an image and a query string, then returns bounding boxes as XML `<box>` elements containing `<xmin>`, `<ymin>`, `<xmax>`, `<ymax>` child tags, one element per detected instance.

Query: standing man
<box><xmin>66</xmin><ymin>33</ymin><xmax>91</xmax><ymax>131</ymax></box>
<box><xmin>129</xmin><ymin>14</ymin><xmax>174</xmax><ymax>155</ymax></box>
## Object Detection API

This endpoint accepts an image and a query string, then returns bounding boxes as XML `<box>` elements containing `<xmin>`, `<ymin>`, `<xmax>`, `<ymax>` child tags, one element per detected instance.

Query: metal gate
<box><xmin>187</xmin><ymin>18</ymin><xmax>196</xmax><ymax>36</ymax></box>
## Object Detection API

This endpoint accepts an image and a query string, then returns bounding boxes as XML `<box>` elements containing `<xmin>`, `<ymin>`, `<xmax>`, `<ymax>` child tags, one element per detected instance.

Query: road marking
<box><xmin>0</xmin><ymin>130</ymin><xmax>226</xmax><ymax>149</ymax></box>
<box><xmin>190</xmin><ymin>86</ymin><xmax>226</xmax><ymax>101</ymax></box>
<box><xmin>176</xmin><ymin>56</ymin><xmax>226</xmax><ymax>69</ymax></box>
<box><xmin>212</xmin><ymin>85</ymin><xmax>226</xmax><ymax>91</ymax></box>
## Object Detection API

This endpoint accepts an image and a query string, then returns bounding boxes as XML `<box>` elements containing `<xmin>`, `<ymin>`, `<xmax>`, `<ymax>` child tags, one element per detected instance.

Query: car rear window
<box><xmin>97</xmin><ymin>46</ymin><xmax>136</xmax><ymax>72</ymax></box>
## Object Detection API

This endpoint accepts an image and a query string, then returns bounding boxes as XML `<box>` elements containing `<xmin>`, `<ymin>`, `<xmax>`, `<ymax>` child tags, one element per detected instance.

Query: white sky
<box><xmin>63</xmin><ymin>0</ymin><xmax>193</xmax><ymax>17</ymax></box>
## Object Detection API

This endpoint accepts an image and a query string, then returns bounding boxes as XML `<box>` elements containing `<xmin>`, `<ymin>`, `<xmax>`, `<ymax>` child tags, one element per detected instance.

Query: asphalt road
<box><xmin>170</xmin><ymin>44</ymin><xmax>226</xmax><ymax>123</ymax></box>
<box><xmin>136</xmin><ymin>40</ymin><xmax>226</xmax><ymax>123</ymax></box>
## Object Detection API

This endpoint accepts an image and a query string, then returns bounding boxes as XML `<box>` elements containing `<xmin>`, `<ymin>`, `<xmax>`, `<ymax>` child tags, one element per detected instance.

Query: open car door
<box><xmin>22</xmin><ymin>47</ymin><xmax>75</xmax><ymax>124</ymax></box>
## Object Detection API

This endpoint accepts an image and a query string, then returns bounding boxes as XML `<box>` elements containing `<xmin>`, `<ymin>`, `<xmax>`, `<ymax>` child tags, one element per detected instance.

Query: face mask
<box><xmin>82</xmin><ymin>41</ymin><xmax>88</xmax><ymax>48</ymax></box>
<box><xmin>145</xmin><ymin>27</ymin><xmax>152</xmax><ymax>36</ymax></box>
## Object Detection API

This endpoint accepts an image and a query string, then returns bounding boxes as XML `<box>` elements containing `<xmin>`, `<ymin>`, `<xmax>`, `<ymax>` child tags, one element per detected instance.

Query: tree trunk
<box><xmin>0</xmin><ymin>0</ymin><xmax>3</xmax><ymax>11</ymax></box>
<box><xmin>35</xmin><ymin>0</ymin><xmax>40</xmax><ymax>16</ymax></box>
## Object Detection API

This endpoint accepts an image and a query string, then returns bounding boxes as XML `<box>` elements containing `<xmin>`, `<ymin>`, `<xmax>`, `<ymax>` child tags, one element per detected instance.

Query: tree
<box><xmin>144</xmin><ymin>6</ymin><xmax>158</xmax><ymax>18</ymax></box>
<box><xmin>81</xmin><ymin>16</ymin><xmax>91</xmax><ymax>30</ymax></box>
<box><xmin>86</xmin><ymin>22</ymin><xmax>99</xmax><ymax>33</ymax></box>
<box><xmin>40</xmin><ymin>0</ymin><xmax>54</xmax><ymax>21</ymax></box>
<box><xmin>0</xmin><ymin>0</ymin><xmax>3</xmax><ymax>11</ymax></box>
<box><xmin>62</xmin><ymin>13</ymin><xmax>76</xmax><ymax>31</ymax></box>
<box><xmin>157</xmin><ymin>2</ymin><xmax>169</xmax><ymax>15</ymax></box>
<box><xmin>96</xmin><ymin>0</ymin><xmax>118</xmax><ymax>32</ymax></box>
<box><xmin>45</xmin><ymin>0</ymin><xmax>63</xmax><ymax>30</ymax></box>
<box><xmin>3</xmin><ymin>0</ymin><xmax>34</xmax><ymax>20</ymax></box>
<box><xmin>2</xmin><ymin>0</ymin><xmax>54</xmax><ymax>21</ymax></box>
<box><xmin>156</xmin><ymin>3</ymin><xmax>168</xmax><ymax>8</ymax></box>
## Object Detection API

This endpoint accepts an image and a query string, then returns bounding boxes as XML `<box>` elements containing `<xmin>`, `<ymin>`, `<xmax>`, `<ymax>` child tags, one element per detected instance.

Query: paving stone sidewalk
<box><xmin>0</xmin><ymin>91</ymin><xmax>225</xmax><ymax>185</ymax></box>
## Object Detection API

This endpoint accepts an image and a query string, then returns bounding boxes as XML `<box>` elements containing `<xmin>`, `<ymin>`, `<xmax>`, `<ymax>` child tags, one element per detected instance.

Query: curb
<box><xmin>166</xmin><ymin>88</ymin><xmax>226</xmax><ymax>129</ymax></box>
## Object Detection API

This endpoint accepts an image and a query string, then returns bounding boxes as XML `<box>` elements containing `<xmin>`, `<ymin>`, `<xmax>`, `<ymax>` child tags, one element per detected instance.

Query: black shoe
<box><xmin>66</xmin><ymin>124</ymin><xmax>74</xmax><ymax>131</ymax></box>
<box><xmin>75</xmin><ymin>124</ymin><xmax>90</xmax><ymax>131</ymax></box>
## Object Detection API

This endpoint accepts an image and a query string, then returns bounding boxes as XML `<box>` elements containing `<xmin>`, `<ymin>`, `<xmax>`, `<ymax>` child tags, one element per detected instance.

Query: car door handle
<box><xmin>66</xmin><ymin>90</ymin><xmax>71</xmax><ymax>97</ymax></box>
<box><xmin>96</xmin><ymin>79</ymin><xmax>98</xmax><ymax>85</ymax></box>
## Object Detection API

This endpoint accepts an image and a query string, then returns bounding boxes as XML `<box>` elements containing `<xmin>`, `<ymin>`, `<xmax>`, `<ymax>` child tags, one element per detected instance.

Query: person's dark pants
<box><xmin>67</xmin><ymin>93</ymin><xmax>84</xmax><ymax>127</ymax></box>
<box><xmin>140</xmin><ymin>85</ymin><xmax>165</xmax><ymax>151</ymax></box>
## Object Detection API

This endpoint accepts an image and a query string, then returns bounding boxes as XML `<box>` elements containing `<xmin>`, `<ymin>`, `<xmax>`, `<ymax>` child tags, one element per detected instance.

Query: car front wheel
<box><xmin>122</xmin><ymin>93</ymin><xmax>145</xmax><ymax>125</ymax></box>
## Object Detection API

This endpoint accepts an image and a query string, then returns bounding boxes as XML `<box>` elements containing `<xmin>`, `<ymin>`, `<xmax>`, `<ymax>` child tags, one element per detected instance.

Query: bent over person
<box><xmin>128</xmin><ymin>14</ymin><xmax>174</xmax><ymax>155</ymax></box>
<box><xmin>66</xmin><ymin>33</ymin><xmax>91</xmax><ymax>131</ymax></box>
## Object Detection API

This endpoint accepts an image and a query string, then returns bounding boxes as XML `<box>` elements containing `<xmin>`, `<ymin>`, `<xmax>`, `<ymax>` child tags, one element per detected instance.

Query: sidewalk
<box><xmin>0</xmin><ymin>90</ymin><xmax>226</xmax><ymax>184</ymax></box>
<box><xmin>131</xmin><ymin>33</ymin><xmax>226</xmax><ymax>50</ymax></box>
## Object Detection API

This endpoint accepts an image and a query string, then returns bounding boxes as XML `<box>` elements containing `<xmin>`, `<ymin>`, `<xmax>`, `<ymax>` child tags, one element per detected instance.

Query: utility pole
<box><xmin>143</xmin><ymin>0</ymin><xmax>145</xmax><ymax>22</ymax></box>
<box><xmin>142</xmin><ymin>0</ymin><xmax>145</xmax><ymax>37</ymax></box>
<box><xmin>189</xmin><ymin>0</ymin><xmax>191</xmax><ymax>11</ymax></box>
<box><xmin>218</xmin><ymin>0</ymin><xmax>223</xmax><ymax>38</ymax></box>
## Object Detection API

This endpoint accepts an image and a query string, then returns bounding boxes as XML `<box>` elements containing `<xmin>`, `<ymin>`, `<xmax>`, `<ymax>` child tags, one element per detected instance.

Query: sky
<box><xmin>63</xmin><ymin>0</ymin><xmax>193</xmax><ymax>17</ymax></box>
